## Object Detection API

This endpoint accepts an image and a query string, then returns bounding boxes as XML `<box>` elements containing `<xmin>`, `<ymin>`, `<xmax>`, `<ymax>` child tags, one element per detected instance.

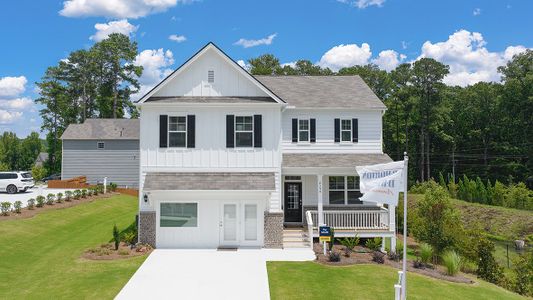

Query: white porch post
<box><xmin>390</xmin><ymin>204</ymin><xmax>397</xmax><ymax>253</ymax></box>
<box><xmin>317</xmin><ymin>174</ymin><xmax>324</xmax><ymax>226</ymax></box>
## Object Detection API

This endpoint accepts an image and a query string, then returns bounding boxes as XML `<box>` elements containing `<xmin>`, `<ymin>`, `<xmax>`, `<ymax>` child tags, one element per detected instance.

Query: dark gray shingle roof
<box><xmin>282</xmin><ymin>153</ymin><xmax>392</xmax><ymax>168</ymax></box>
<box><xmin>144</xmin><ymin>172</ymin><xmax>275</xmax><ymax>191</ymax></box>
<box><xmin>255</xmin><ymin>75</ymin><xmax>386</xmax><ymax>109</ymax></box>
<box><xmin>61</xmin><ymin>119</ymin><xmax>139</xmax><ymax>140</ymax></box>
<box><xmin>145</xmin><ymin>96</ymin><xmax>276</xmax><ymax>104</ymax></box>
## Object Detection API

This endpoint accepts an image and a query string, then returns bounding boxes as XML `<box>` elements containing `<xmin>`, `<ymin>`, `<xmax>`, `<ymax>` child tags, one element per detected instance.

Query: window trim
<box><xmin>297</xmin><ymin>118</ymin><xmax>310</xmax><ymax>143</ymax></box>
<box><xmin>340</xmin><ymin>119</ymin><xmax>352</xmax><ymax>143</ymax></box>
<box><xmin>168</xmin><ymin>116</ymin><xmax>187</xmax><ymax>148</ymax></box>
<box><xmin>159</xmin><ymin>202</ymin><xmax>199</xmax><ymax>228</ymax></box>
<box><xmin>234</xmin><ymin>115</ymin><xmax>254</xmax><ymax>148</ymax></box>
<box><xmin>97</xmin><ymin>141</ymin><xmax>105</xmax><ymax>149</ymax></box>
<box><xmin>328</xmin><ymin>175</ymin><xmax>361</xmax><ymax>205</ymax></box>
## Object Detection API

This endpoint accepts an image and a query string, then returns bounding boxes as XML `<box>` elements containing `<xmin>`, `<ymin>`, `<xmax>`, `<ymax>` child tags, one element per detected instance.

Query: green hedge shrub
<box><xmin>46</xmin><ymin>193</ymin><xmax>55</xmax><ymax>205</ymax></box>
<box><xmin>442</xmin><ymin>250</ymin><xmax>461</xmax><ymax>276</ymax></box>
<box><xmin>27</xmin><ymin>198</ymin><xmax>36</xmax><ymax>210</ymax></box>
<box><xmin>1</xmin><ymin>202</ymin><xmax>12</xmax><ymax>216</ymax></box>
<box><xmin>13</xmin><ymin>201</ymin><xmax>22</xmax><ymax>213</ymax></box>
<box><xmin>36</xmin><ymin>196</ymin><xmax>45</xmax><ymax>207</ymax></box>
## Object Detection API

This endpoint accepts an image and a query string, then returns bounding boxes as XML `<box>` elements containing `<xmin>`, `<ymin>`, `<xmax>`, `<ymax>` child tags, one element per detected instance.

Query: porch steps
<box><xmin>283</xmin><ymin>228</ymin><xmax>311</xmax><ymax>249</ymax></box>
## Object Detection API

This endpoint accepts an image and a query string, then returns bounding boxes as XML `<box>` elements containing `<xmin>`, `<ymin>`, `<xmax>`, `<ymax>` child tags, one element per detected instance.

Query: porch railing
<box><xmin>306</xmin><ymin>210</ymin><xmax>390</xmax><ymax>231</ymax></box>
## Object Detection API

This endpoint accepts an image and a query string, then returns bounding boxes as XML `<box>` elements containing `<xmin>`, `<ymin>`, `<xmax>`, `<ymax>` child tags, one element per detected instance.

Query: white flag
<box><xmin>356</xmin><ymin>161</ymin><xmax>405</xmax><ymax>206</ymax></box>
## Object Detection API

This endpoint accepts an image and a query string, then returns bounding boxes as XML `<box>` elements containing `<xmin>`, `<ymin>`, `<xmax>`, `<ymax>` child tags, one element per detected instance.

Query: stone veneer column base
<box><xmin>264</xmin><ymin>211</ymin><xmax>284</xmax><ymax>248</ymax></box>
<box><xmin>139</xmin><ymin>211</ymin><xmax>156</xmax><ymax>247</ymax></box>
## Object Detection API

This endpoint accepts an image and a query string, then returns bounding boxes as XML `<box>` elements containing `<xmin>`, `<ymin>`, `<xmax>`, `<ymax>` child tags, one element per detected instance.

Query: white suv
<box><xmin>0</xmin><ymin>172</ymin><xmax>35</xmax><ymax>194</ymax></box>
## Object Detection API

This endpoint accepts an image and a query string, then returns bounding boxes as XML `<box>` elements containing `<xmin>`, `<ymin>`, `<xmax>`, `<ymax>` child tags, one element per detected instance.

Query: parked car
<box><xmin>42</xmin><ymin>173</ymin><xmax>61</xmax><ymax>182</ymax></box>
<box><xmin>0</xmin><ymin>172</ymin><xmax>35</xmax><ymax>194</ymax></box>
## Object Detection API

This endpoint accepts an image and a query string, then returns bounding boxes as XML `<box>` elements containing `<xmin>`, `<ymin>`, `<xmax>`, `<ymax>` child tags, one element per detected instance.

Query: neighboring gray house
<box><xmin>60</xmin><ymin>118</ymin><xmax>140</xmax><ymax>187</ymax></box>
<box><xmin>34</xmin><ymin>152</ymin><xmax>48</xmax><ymax>167</ymax></box>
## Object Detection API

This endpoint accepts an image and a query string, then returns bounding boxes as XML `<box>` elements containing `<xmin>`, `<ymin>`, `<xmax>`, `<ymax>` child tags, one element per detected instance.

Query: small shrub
<box><xmin>512</xmin><ymin>252</ymin><xmax>533</xmax><ymax>296</ymax></box>
<box><xmin>97</xmin><ymin>185</ymin><xmax>104</xmax><ymax>194</ymax></box>
<box><xmin>46</xmin><ymin>193</ymin><xmax>55</xmax><ymax>205</ymax></box>
<box><xmin>86</xmin><ymin>189</ymin><xmax>92</xmax><ymax>197</ymax></box>
<box><xmin>113</xmin><ymin>224</ymin><xmax>120</xmax><ymax>250</ymax></box>
<box><xmin>419</xmin><ymin>243</ymin><xmax>433</xmax><ymax>265</ymax></box>
<box><xmin>413</xmin><ymin>258</ymin><xmax>424</xmax><ymax>269</ymax></box>
<box><xmin>118</xmin><ymin>248</ymin><xmax>130</xmax><ymax>256</ymax></box>
<box><xmin>395</xmin><ymin>241</ymin><xmax>404</xmax><ymax>257</ymax></box>
<box><xmin>64</xmin><ymin>190</ymin><xmax>73</xmax><ymax>201</ymax></box>
<box><xmin>27</xmin><ymin>198</ymin><xmax>36</xmax><ymax>210</ymax></box>
<box><xmin>109</xmin><ymin>182</ymin><xmax>118</xmax><ymax>192</ymax></box>
<box><xmin>340</xmin><ymin>236</ymin><xmax>360</xmax><ymax>256</ymax></box>
<box><xmin>36</xmin><ymin>195</ymin><xmax>45</xmax><ymax>207</ymax></box>
<box><xmin>56</xmin><ymin>193</ymin><xmax>63</xmax><ymax>203</ymax></box>
<box><xmin>13</xmin><ymin>201</ymin><xmax>22</xmax><ymax>213</ymax></box>
<box><xmin>388</xmin><ymin>251</ymin><xmax>400</xmax><ymax>261</ymax></box>
<box><xmin>31</xmin><ymin>165</ymin><xmax>46</xmax><ymax>181</ymax></box>
<box><xmin>123</xmin><ymin>231</ymin><xmax>137</xmax><ymax>246</ymax></box>
<box><xmin>92</xmin><ymin>187</ymin><xmax>99</xmax><ymax>196</ymax></box>
<box><xmin>371</xmin><ymin>251</ymin><xmax>385</xmax><ymax>264</ymax></box>
<box><xmin>476</xmin><ymin>238</ymin><xmax>504</xmax><ymax>284</ymax></box>
<box><xmin>1</xmin><ymin>202</ymin><xmax>12</xmax><ymax>216</ymax></box>
<box><xmin>73</xmin><ymin>190</ymin><xmax>81</xmax><ymax>200</ymax></box>
<box><xmin>365</xmin><ymin>237</ymin><xmax>382</xmax><ymax>251</ymax></box>
<box><xmin>81</xmin><ymin>189</ymin><xmax>87</xmax><ymax>198</ymax></box>
<box><xmin>442</xmin><ymin>250</ymin><xmax>461</xmax><ymax>276</ymax></box>
<box><xmin>328</xmin><ymin>251</ymin><xmax>341</xmax><ymax>262</ymax></box>
<box><xmin>460</xmin><ymin>259</ymin><xmax>477</xmax><ymax>274</ymax></box>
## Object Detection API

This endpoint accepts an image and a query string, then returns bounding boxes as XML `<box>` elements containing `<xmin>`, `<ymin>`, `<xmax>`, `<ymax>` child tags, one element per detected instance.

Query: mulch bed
<box><xmin>0</xmin><ymin>192</ymin><xmax>119</xmax><ymax>221</ymax></box>
<box><xmin>82</xmin><ymin>242</ymin><xmax>153</xmax><ymax>261</ymax></box>
<box><xmin>314</xmin><ymin>243</ymin><xmax>474</xmax><ymax>284</ymax></box>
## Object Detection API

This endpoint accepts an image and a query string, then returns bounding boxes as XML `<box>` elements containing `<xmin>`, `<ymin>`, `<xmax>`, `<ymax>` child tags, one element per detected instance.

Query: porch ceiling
<box><xmin>282</xmin><ymin>153</ymin><xmax>392</xmax><ymax>169</ymax></box>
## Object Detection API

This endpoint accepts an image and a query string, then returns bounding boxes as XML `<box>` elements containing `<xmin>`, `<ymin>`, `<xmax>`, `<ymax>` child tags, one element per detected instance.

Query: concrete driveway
<box><xmin>0</xmin><ymin>185</ymin><xmax>75</xmax><ymax>207</ymax></box>
<box><xmin>116</xmin><ymin>249</ymin><xmax>315</xmax><ymax>300</ymax></box>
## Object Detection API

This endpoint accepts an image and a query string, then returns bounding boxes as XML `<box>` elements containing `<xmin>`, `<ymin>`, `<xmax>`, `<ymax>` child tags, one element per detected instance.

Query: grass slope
<box><xmin>268</xmin><ymin>262</ymin><xmax>525</xmax><ymax>300</ymax></box>
<box><xmin>0</xmin><ymin>195</ymin><xmax>144</xmax><ymax>299</ymax></box>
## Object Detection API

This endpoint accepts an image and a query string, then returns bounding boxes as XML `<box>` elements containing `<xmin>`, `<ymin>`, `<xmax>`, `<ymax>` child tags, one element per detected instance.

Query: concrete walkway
<box><xmin>115</xmin><ymin>248</ymin><xmax>315</xmax><ymax>300</ymax></box>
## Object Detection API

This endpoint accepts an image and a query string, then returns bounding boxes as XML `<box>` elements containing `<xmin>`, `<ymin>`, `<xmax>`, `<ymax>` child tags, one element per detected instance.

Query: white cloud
<box><xmin>401</xmin><ymin>41</ymin><xmax>408</xmax><ymax>49</ymax></box>
<box><xmin>234</xmin><ymin>33</ymin><xmax>277</xmax><ymax>48</ymax></box>
<box><xmin>169</xmin><ymin>34</ymin><xmax>186</xmax><ymax>43</ymax></box>
<box><xmin>418</xmin><ymin>29</ymin><xmax>529</xmax><ymax>86</ymax></box>
<box><xmin>0</xmin><ymin>97</ymin><xmax>33</xmax><ymax>110</ymax></box>
<box><xmin>237</xmin><ymin>60</ymin><xmax>251</xmax><ymax>70</ymax></box>
<box><xmin>90</xmin><ymin>19</ymin><xmax>138</xmax><ymax>42</ymax></box>
<box><xmin>337</xmin><ymin>0</ymin><xmax>385</xmax><ymax>9</ymax></box>
<box><xmin>318</xmin><ymin>43</ymin><xmax>372</xmax><ymax>71</ymax></box>
<box><xmin>0</xmin><ymin>110</ymin><xmax>22</xmax><ymax>124</ymax></box>
<box><xmin>60</xmin><ymin>0</ymin><xmax>195</xmax><ymax>19</ymax></box>
<box><xmin>281</xmin><ymin>61</ymin><xmax>297</xmax><ymax>68</ymax></box>
<box><xmin>473</xmin><ymin>8</ymin><xmax>481</xmax><ymax>16</ymax></box>
<box><xmin>372</xmin><ymin>50</ymin><xmax>405</xmax><ymax>71</ymax></box>
<box><xmin>132</xmin><ymin>48</ymin><xmax>175</xmax><ymax>100</ymax></box>
<box><xmin>0</xmin><ymin>76</ymin><xmax>27</xmax><ymax>97</ymax></box>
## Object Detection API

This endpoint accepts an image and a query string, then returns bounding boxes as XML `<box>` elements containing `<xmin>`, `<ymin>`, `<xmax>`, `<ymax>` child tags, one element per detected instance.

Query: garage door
<box><xmin>156</xmin><ymin>199</ymin><xmax>264</xmax><ymax>248</ymax></box>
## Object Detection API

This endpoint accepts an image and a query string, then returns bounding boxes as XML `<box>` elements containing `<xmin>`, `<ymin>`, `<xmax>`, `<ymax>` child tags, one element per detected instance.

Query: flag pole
<box><xmin>402</xmin><ymin>152</ymin><xmax>408</xmax><ymax>300</ymax></box>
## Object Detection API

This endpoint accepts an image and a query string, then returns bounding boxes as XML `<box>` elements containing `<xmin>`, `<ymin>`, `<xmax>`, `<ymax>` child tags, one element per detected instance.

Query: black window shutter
<box><xmin>253</xmin><ymin>115</ymin><xmax>262</xmax><ymax>148</ymax></box>
<box><xmin>292</xmin><ymin>118</ymin><xmax>298</xmax><ymax>143</ymax></box>
<box><xmin>334</xmin><ymin>118</ymin><xmax>340</xmax><ymax>143</ymax></box>
<box><xmin>226</xmin><ymin>115</ymin><xmax>235</xmax><ymax>148</ymax></box>
<box><xmin>352</xmin><ymin>118</ymin><xmax>358</xmax><ymax>143</ymax></box>
<box><xmin>310</xmin><ymin>118</ymin><xmax>316</xmax><ymax>143</ymax></box>
<box><xmin>187</xmin><ymin>115</ymin><xmax>195</xmax><ymax>148</ymax></box>
<box><xmin>159</xmin><ymin>115</ymin><xmax>168</xmax><ymax>148</ymax></box>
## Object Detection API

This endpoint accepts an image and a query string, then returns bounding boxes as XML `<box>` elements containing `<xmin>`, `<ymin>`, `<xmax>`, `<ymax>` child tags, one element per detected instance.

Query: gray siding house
<box><xmin>61</xmin><ymin>119</ymin><xmax>140</xmax><ymax>187</ymax></box>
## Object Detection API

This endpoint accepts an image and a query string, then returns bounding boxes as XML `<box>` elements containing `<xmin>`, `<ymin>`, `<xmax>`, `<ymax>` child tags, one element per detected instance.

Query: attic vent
<box><xmin>208</xmin><ymin>70</ymin><xmax>215</xmax><ymax>83</ymax></box>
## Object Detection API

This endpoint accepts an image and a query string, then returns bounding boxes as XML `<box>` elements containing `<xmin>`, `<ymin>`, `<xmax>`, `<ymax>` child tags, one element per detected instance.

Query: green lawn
<box><xmin>0</xmin><ymin>194</ymin><xmax>145</xmax><ymax>299</ymax></box>
<box><xmin>268</xmin><ymin>262</ymin><xmax>525</xmax><ymax>300</ymax></box>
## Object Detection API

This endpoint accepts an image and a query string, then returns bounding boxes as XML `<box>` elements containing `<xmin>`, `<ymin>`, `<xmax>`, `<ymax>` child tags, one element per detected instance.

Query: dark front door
<box><xmin>284</xmin><ymin>182</ymin><xmax>302</xmax><ymax>222</ymax></box>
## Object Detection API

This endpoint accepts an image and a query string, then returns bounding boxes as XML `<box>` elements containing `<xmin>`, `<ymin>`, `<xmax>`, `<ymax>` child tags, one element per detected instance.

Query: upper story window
<box><xmin>341</xmin><ymin>119</ymin><xmax>352</xmax><ymax>142</ymax></box>
<box><xmin>235</xmin><ymin>116</ymin><xmax>253</xmax><ymax>147</ymax></box>
<box><xmin>169</xmin><ymin>116</ymin><xmax>187</xmax><ymax>147</ymax></box>
<box><xmin>298</xmin><ymin>119</ymin><xmax>310</xmax><ymax>142</ymax></box>
<box><xmin>329</xmin><ymin>176</ymin><xmax>362</xmax><ymax>205</ymax></box>
<box><xmin>208</xmin><ymin>70</ymin><xmax>215</xmax><ymax>83</ymax></box>
<box><xmin>97</xmin><ymin>142</ymin><xmax>105</xmax><ymax>149</ymax></box>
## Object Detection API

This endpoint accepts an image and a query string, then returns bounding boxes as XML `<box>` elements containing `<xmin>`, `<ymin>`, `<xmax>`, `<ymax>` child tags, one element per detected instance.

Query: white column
<box><xmin>317</xmin><ymin>174</ymin><xmax>324</xmax><ymax>226</ymax></box>
<box><xmin>389</xmin><ymin>204</ymin><xmax>397</xmax><ymax>253</ymax></box>
<box><xmin>381</xmin><ymin>238</ymin><xmax>386</xmax><ymax>252</ymax></box>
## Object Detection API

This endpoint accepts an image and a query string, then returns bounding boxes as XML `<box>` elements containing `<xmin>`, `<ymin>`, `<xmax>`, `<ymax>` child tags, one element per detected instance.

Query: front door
<box><xmin>220</xmin><ymin>202</ymin><xmax>238</xmax><ymax>247</ymax></box>
<box><xmin>284</xmin><ymin>182</ymin><xmax>302</xmax><ymax>222</ymax></box>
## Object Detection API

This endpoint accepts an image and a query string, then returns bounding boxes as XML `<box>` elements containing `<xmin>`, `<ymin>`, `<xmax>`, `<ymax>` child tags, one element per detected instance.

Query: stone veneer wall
<box><xmin>139</xmin><ymin>211</ymin><xmax>156</xmax><ymax>247</ymax></box>
<box><xmin>264</xmin><ymin>211</ymin><xmax>283</xmax><ymax>248</ymax></box>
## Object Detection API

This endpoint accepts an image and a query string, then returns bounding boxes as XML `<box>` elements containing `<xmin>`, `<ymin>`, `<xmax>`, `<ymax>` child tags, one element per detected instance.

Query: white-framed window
<box><xmin>160</xmin><ymin>203</ymin><xmax>198</xmax><ymax>227</ymax></box>
<box><xmin>341</xmin><ymin>119</ymin><xmax>352</xmax><ymax>142</ymax></box>
<box><xmin>298</xmin><ymin>119</ymin><xmax>310</xmax><ymax>142</ymax></box>
<box><xmin>168</xmin><ymin>116</ymin><xmax>187</xmax><ymax>147</ymax></box>
<box><xmin>328</xmin><ymin>176</ymin><xmax>362</xmax><ymax>205</ymax></box>
<box><xmin>97</xmin><ymin>141</ymin><xmax>105</xmax><ymax>149</ymax></box>
<box><xmin>235</xmin><ymin>116</ymin><xmax>253</xmax><ymax>147</ymax></box>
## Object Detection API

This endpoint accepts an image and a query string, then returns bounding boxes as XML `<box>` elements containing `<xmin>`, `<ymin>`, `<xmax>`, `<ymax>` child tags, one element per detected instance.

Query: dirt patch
<box><xmin>0</xmin><ymin>193</ymin><xmax>119</xmax><ymax>221</ymax></box>
<box><xmin>314</xmin><ymin>243</ymin><xmax>474</xmax><ymax>284</ymax></box>
<box><xmin>82</xmin><ymin>242</ymin><xmax>152</xmax><ymax>261</ymax></box>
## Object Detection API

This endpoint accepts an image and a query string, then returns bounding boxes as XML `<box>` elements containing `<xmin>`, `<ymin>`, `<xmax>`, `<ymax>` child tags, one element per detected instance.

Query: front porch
<box><xmin>305</xmin><ymin>209</ymin><xmax>393</xmax><ymax>238</ymax></box>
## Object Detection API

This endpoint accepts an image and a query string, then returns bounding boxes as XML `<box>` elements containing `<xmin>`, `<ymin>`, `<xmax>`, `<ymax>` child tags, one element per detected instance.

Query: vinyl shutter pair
<box><xmin>159</xmin><ymin>115</ymin><xmax>195</xmax><ymax>148</ymax></box>
<box><xmin>291</xmin><ymin>118</ymin><xmax>316</xmax><ymax>143</ymax></box>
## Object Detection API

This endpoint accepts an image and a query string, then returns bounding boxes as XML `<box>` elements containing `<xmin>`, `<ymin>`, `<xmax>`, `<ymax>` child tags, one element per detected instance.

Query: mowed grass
<box><xmin>0</xmin><ymin>194</ymin><xmax>145</xmax><ymax>299</ymax></box>
<box><xmin>268</xmin><ymin>262</ymin><xmax>525</xmax><ymax>300</ymax></box>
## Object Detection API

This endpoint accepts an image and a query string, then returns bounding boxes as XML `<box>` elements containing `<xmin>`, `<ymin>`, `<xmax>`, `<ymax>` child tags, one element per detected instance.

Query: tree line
<box><xmin>0</xmin><ymin>132</ymin><xmax>42</xmax><ymax>172</ymax></box>
<box><xmin>247</xmin><ymin>51</ymin><xmax>533</xmax><ymax>185</ymax></box>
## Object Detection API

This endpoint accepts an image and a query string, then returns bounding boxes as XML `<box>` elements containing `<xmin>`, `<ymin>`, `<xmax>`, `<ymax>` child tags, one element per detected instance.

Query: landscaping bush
<box><xmin>64</xmin><ymin>190</ymin><xmax>73</xmax><ymax>201</ymax></box>
<box><xmin>73</xmin><ymin>190</ymin><xmax>81</xmax><ymax>200</ymax></box>
<box><xmin>92</xmin><ymin>187</ymin><xmax>99</xmax><ymax>196</ymax></box>
<box><xmin>56</xmin><ymin>193</ymin><xmax>63</xmax><ymax>203</ymax></box>
<box><xmin>1</xmin><ymin>202</ymin><xmax>12</xmax><ymax>216</ymax></box>
<box><xmin>81</xmin><ymin>189</ymin><xmax>87</xmax><ymax>198</ymax></box>
<box><xmin>511</xmin><ymin>252</ymin><xmax>533</xmax><ymax>296</ymax></box>
<box><xmin>46</xmin><ymin>193</ymin><xmax>55</xmax><ymax>205</ymax></box>
<box><xmin>413</xmin><ymin>258</ymin><xmax>424</xmax><ymax>269</ymax></box>
<box><xmin>122</xmin><ymin>231</ymin><xmax>137</xmax><ymax>246</ymax></box>
<box><xmin>365</xmin><ymin>237</ymin><xmax>382</xmax><ymax>251</ymax></box>
<box><xmin>36</xmin><ymin>195</ymin><xmax>45</xmax><ymax>207</ymax></box>
<box><xmin>419</xmin><ymin>243</ymin><xmax>433</xmax><ymax>265</ymax></box>
<box><xmin>86</xmin><ymin>189</ymin><xmax>92</xmax><ymax>197</ymax></box>
<box><xmin>97</xmin><ymin>185</ymin><xmax>104</xmax><ymax>194</ymax></box>
<box><xmin>113</xmin><ymin>224</ymin><xmax>120</xmax><ymax>250</ymax></box>
<box><xmin>328</xmin><ymin>251</ymin><xmax>341</xmax><ymax>262</ymax></box>
<box><xmin>31</xmin><ymin>165</ymin><xmax>46</xmax><ymax>182</ymax></box>
<box><xmin>476</xmin><ymin>238</ymin><xmax>504</xmax><ymax>284</ymax></box>
<box><xmin>340</xmin><ymin>236</ymin><xmax>359</xmax><ymax>256</ymax></box>
<box><xmin>13</xmin><ymin>200</ymin><xmax>22</xmax><ymax>213</ymax></box>
<box><xmin>371</xmin><ymin>251</ymin><xmax>385</xmax><ymax>264</ymax></box>
<box><xmin>109</xmin><ymin>182</ymin><xmax>118</xmax><ymax>192</ymax></box>
<box><xmin>27</xmin><ymin>198</ymin><xmax>36</xmax><ymax>210</ymax></box>
<box><xmin>442</xmin><ymin>250</ymin><xmax>461</xmax><ymax>276</ymax></box>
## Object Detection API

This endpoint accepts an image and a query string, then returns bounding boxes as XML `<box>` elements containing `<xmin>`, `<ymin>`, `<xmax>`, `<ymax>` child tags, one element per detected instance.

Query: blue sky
<box><xmin>0</xmin><ymin>0</ymin><xmax>531</xmax><ymax>137</ymax></box>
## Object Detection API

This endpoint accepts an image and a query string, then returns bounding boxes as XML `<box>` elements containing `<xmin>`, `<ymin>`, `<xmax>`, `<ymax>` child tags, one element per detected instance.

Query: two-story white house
<box><xmin>136</xmin><ymin>43</ymin><xmax>395</xmax><ymax>250</ymax></box>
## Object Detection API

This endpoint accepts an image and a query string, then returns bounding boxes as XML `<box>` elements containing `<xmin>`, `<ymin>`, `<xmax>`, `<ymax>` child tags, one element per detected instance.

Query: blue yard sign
<box><xmin>319</xmin><ymin>226</ymin><xmax>331</xmax><ymax>237</ymax></box>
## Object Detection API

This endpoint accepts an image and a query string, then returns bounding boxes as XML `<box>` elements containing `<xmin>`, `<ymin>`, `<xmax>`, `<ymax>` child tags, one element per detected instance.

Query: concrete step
<box><xmin>283</xmin><ymin>237</ymin><xmax>309</xmax><ymax>243</ymax></box>
<box><xmin>283</xmin><ymin>241</ymin><xmax>311</xmax><ymax>248</ymax></box>
<box><xmin>283</xmin><ymin>232</ymin><xmax>308</xmax><ymax>238</ymax></box>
